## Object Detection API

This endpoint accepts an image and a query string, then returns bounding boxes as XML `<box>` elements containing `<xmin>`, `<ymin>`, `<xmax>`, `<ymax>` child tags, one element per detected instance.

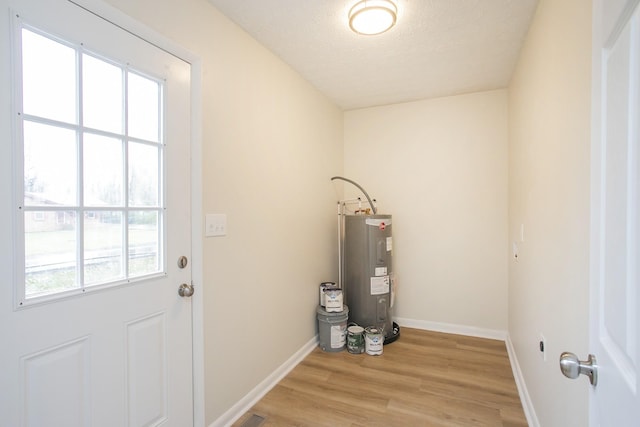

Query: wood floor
<box><xmin>233</xmin><ymin>327</ymin><xmax>528</xmax><ymax>427</ymax></box>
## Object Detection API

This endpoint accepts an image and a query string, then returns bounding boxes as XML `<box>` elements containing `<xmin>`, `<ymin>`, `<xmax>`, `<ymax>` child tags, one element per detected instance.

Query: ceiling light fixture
<box><xmin>349</xmin><ymin>0</ymin><xmax>397</xmax><ymax>36</ymax></box>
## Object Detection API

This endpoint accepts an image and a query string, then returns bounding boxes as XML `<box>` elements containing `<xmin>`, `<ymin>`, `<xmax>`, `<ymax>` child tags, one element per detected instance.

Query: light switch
<box><xmin>205</xmin><ymin>214</ymin><xmax>227</xmax><ymax>237</ymax></box>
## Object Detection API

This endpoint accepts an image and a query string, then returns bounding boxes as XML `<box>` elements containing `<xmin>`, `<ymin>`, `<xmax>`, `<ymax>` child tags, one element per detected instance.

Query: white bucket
<box><xmin>364</xmin><ymin>327</ymin><xmax>384</xmax><ymax>356</ymax></box>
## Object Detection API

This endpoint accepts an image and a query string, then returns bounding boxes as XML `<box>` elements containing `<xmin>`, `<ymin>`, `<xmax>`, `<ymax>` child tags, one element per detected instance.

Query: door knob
<box><xmin>178</xmin><ymin>283</ymin><xmax>194</xmax><ymax>297</ymax></box>
<box><xmin>559</xmin><ymin>352</ymin><xmax>597</xmax><ymax>386</ymax></box>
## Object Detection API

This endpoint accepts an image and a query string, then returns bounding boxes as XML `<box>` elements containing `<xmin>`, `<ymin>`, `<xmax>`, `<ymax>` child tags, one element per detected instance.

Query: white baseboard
<box><xmin>505</xmin><ymin>335</ymin><xmax>540</xmax><ymax>427</ymax></box>
<box><xmin>394</xmin><ymin>317</ymin><xmax>508</xmax><ymax>341</ymax></box>
<box><xmin>208</xmin><ymin>335</ymin><xmax>318</xmax><ymax>427</ymax></box>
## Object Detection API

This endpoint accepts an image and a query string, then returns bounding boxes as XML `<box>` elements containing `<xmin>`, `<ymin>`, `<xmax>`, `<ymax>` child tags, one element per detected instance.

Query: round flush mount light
<box><xmin>349</xmin><ymin>0</ymin><xmax>397</xmax><ymax>36</ymax></box>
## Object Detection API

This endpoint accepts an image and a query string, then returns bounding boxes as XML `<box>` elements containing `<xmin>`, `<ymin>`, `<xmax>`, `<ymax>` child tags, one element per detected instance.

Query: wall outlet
<box><xmin>539</xmin><ymin>333</ymin><xmax>546</xmax><ymax>361</ymax></box>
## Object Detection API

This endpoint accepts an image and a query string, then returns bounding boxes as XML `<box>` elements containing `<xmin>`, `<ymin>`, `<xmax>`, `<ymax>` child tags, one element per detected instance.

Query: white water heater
<box><xmin>343</xmin><ymin>214</ymin><xmax>394</xmax><ymax>339</ymax></box>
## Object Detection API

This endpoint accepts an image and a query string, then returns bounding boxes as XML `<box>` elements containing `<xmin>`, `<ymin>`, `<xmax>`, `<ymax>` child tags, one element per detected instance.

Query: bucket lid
<box><xmin>347</xmin><ymin>325</ymin><xmax>364</xmax><ymax>333</ymax></box>
<box><xmin>316</xmin><ymin>304</ymin><xmax>348</xmax><ymax>316</ymax></box>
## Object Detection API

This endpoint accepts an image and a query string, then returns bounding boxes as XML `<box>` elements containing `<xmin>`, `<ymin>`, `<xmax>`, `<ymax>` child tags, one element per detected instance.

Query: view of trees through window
<box><xmin>19</xmin><ymin>26</ymin><xmax>164</xmax><ymax>300</ymax></box>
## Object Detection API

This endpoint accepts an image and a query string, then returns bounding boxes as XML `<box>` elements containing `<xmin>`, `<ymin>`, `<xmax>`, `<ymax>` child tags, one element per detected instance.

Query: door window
<box><xmin>16</xmin><ymin>24</ymin><xmax>166</xmax><ymax>305</ymax></box>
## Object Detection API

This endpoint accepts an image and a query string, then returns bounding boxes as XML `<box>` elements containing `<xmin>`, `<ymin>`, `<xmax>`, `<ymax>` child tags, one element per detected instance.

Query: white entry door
<box><xmin>590</xmin><ymin>0</ymin><xmax>640</xmax><ymax>424</ymax></box>
<box><xmin>0</xmin><ymin>0</ymin><xmax>194</xmax><ymax>426</ymax></box>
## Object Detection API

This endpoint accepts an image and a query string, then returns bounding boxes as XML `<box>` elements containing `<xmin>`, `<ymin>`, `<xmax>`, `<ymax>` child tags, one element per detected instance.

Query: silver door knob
<box><xmin>559</xmin><ymin>352</ymin><xmax>597</xmax><ymax>386</ymax></box>
<box><xmin>178</xmin><ymin>283</ymin><xmax>194</xmax><ymax>297</ymax></box>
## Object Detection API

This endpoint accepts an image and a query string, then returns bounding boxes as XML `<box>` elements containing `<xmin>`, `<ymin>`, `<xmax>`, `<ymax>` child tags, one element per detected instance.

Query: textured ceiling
<box><xmin>207</xmin><ymin>0</ymin><xmax>538</xmax><ymax>110</ymax></box>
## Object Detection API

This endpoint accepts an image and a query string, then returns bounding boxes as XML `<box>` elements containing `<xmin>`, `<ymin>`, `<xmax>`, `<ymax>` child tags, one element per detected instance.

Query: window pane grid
<box><xmin>17</xmin><ymin>25</ymin><xmax>165</xmax><ymax>304</ymax></box>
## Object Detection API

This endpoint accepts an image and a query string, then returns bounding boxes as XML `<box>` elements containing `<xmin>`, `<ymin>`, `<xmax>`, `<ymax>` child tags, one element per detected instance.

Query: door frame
<box><xmin>590</xmin><ymin>1</ymin><xmax>602</xmax><ymax>425</ymax></box>
<box><xmin>69</xmin><ymin>1</ymin><xmax>205</xmax><ymax>424</ymax></box>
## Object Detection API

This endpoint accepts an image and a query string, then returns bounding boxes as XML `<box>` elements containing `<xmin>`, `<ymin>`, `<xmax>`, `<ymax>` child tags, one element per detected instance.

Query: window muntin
<box><xmin>17</xmin><ymin>26</ymin><xmax>165</xmax><ymax>304</ymax></box>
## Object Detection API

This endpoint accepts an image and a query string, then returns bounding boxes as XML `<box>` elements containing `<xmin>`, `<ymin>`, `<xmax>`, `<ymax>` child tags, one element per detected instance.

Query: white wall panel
<box><xmin>344</xmin><ymin>90</ymin><xmax>509</xmax><ymax>332</ymax></box>
<box><xmin>508</xmin><ymin>0</ymin><xmax>592</xmax><ymax>424</ymax></box>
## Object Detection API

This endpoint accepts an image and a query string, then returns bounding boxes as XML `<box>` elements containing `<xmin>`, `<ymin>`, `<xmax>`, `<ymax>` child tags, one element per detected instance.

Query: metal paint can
<box><xmin>316</xmin><ymin>305</ymin><xmax>349</xmax><ymax>352</ymax></box>
<box><xmin>319</xmin><ymin>282</ymin><xmax>336</xmax><ymax>306</ymax></box>
<box><xmin>347</xmin><ymin>325</ymin><xmax>365</xmax><ymax>354</ymax></box>
<box><xmin>324</xmin><ymin>288</ymin><xmax>343</xmax><ymax>313</ymax></box>
<box><xmin>364</xmin><ymin>327</ymin><xmax>384</xmax><ymax>356</ymax></box>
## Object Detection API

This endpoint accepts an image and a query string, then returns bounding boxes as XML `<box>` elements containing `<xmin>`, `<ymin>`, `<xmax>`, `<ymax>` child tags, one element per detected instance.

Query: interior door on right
<box><xmin>591</xmin><ymin>0</ymin><xmax>640</xmax><ymax>424</ymax></box>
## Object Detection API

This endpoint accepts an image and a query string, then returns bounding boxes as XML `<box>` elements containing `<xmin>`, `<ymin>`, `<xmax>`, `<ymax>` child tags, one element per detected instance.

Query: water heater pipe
<box><xmin>336</xmin><ymin>202</ymin><xmax>342</xmax><ymax>290</ymax></box>
<box><xmin>330</xmin><ymin>176</ymin><xmax>377</xmax><ymax>214</ymax></box>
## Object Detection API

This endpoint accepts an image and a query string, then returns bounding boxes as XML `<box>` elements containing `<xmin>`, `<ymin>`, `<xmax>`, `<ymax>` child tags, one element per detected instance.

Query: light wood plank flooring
<box><xmin>233</xmin><ymin>327</ymin><xmax>528</xmax><ymax>427</ymax></box>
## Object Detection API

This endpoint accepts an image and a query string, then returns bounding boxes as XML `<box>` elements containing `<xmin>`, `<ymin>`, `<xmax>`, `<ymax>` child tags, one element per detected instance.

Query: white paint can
<box><xmin>319</xmin><ymin>282</ymin><xmax>336</xmax><ymax>306</ymax></box>
<box><xmin>364</xmin><ymin>327</ymin><xmax>384</xmax><ymax>356</ymax></box>
<box><xmin>324</xmin><ymin>288</ymin><xmax>343</xmax><ymax>313</ymax></box>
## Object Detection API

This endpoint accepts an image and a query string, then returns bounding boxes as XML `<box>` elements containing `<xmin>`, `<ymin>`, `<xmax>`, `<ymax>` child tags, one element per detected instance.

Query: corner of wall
<box><xmin>207</xmin><ymin>336</ymin><xmax>318</xmax><ymax>427</ymax></box>
<box><xmin>504</xmin><ymin>334</ymin><xmax>541</xmax><ymax>427</ymax></box>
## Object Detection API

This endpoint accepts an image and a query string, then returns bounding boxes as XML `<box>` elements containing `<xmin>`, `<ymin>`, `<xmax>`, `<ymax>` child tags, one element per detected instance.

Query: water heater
<box><xmin>343</xmin><ymin>214</ymin><xmax>393</xmax><ymax>340</ymax></box>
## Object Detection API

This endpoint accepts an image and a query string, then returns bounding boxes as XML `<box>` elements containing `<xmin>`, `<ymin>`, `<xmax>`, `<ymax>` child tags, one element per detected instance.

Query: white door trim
<box><xmin>590</xmin><ymin>2</ymin><xmax>602</xmax><ymax>425</ymax></box>
<box><xmin>68</xmin><ymin>1</ymin><xmax>205</xmax><ymax>424</ymax></box>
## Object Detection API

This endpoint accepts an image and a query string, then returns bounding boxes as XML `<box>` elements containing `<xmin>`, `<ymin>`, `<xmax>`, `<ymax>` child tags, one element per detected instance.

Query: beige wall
<box><xmin>83</xmin><ymin>0</ymin><xmax>592</xmax><ymax>425</ymax></box>
<box><xmin>508</xmin><ymin>0</ymin><xmax>591</xmax><ymax>425</ymax></box>
<box><xmin>103</xmin><ymin>0</ymin><xmax>343</xmax><ymax>423</ymax></box>
<box><xmin>344</xmin><ymin>90</ymin><xmax>509</xmax><ymax>332</ymax></box>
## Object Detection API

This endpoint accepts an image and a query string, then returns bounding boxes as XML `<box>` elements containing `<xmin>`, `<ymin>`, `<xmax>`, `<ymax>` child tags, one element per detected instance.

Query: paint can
<box><xmin>323</xmin><ymin>287</ymin><xmax>343</xmax><ymax>313</ymax></box>
<box><xmin>364</xmin><ymin>327</ymin><xmax>384</xmax><ymax>356</ymax></box>
<box><xmin>316</xmin><ymin>305</ymin><xmax>349</xmax><ymax>352</ymax></box>
<box><xmin>347</xmin><ymin>325</ymin><xmax>365</xmax><ymax>354</ymax></box>
<box><xmin>319</xmin><ymin>282</ymin><xmax>336</xmax><ymax>307</ymax></box>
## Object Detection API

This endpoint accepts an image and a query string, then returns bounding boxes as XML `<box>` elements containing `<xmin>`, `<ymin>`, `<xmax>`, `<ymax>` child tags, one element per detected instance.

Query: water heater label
<box><xmin>366</xmin><ymin>218</ymin><xmax>392</xmax><ymax>227</ymax></box>
<box><xmin>386</xmin><ymin>237</ymin><xmax>392</xmax><ymax>252</ymax></box>
<box><xmin>370</xmin><ymin>276</ymin><xmax>390</xmax><ymax>295</ymax></box>
<box><xmin>375</xmin><ymin>267</ymin><xmax>387</xmax><ymax>276</ymax></box>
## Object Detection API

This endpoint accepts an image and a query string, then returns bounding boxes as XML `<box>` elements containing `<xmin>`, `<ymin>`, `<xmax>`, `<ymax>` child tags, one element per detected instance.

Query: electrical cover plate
<box><xmin>205</xmin><ymin>214</ymin><xmax>226</xmax><ymax>237</ymax></box>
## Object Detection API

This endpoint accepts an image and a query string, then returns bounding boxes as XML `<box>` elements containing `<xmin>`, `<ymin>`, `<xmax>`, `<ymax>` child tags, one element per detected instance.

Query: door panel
<box><xmin>126</xmin><ymin>313</ymin><xmax>167</xmax><ymax>426</ymax></box>
<box><xmin>592</xmin><ymin>0</ymin><xmax>640</xmax><ymax>424</ymax></box>
<box><xmin>22</xmin><ymin>337</ymin><xmax>91</xmax><ymax>427</ymax></box>
<box><xmin>0</xmin><ymin>1</ymin><xmax>193</xmax><ymax>426</ymax></box>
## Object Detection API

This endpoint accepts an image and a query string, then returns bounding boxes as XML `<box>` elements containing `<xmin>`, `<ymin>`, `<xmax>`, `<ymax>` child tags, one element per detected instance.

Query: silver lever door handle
<box><xmin>559</xmin><ymin>352</ymin><xmax>597</xmax><ymax>386</ymax></box>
